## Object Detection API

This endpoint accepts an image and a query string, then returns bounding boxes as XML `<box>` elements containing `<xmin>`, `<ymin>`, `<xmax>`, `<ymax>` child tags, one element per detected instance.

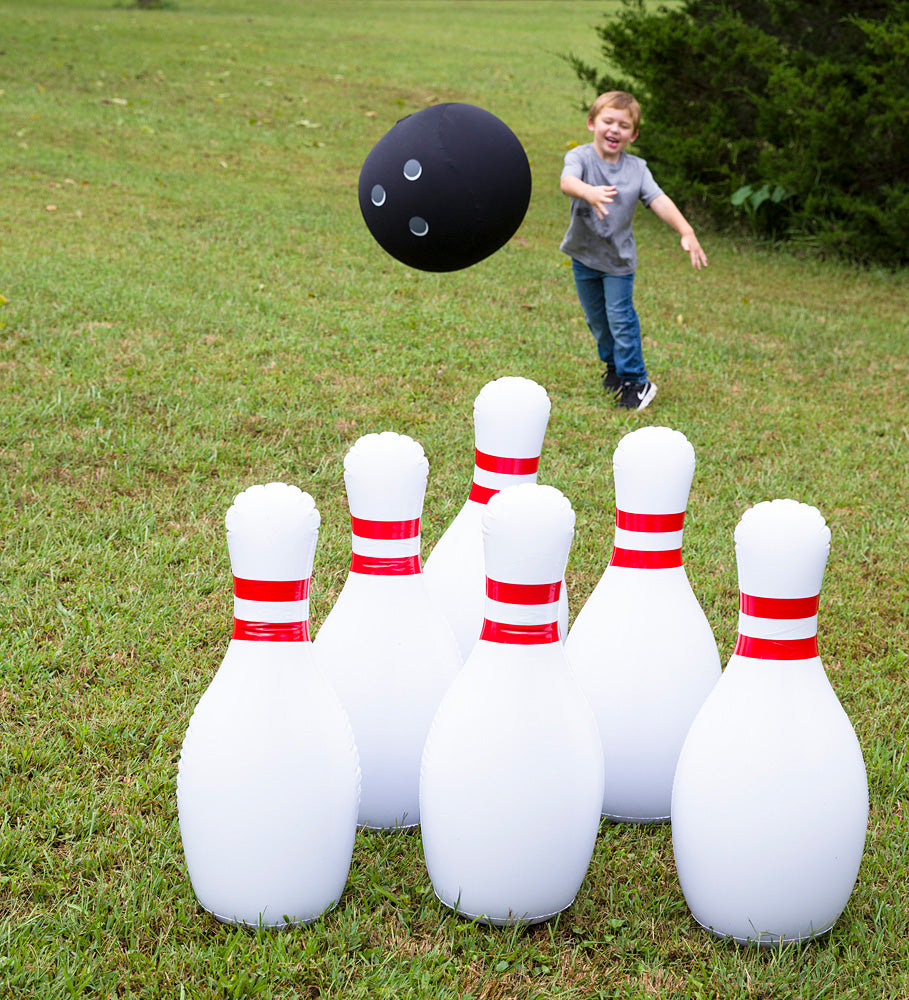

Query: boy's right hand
<box><xmin>587</xmin><ymin>185</ymin><xmax>617</xmax><ymax>220</ymax></box>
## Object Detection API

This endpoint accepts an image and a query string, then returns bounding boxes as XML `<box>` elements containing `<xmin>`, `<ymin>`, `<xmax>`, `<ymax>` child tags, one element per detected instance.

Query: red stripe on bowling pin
<box><xmin>486</xmin><ymin>579</ymin><xmax>562</xmax><ymax>605</ymax></box>
<box><xmin>231</xmin><ymin>576</ymin><xmax>310</xmax><ymax>642</ymax></box>
<box><xmin>232</xmin><ymin>620</ymin><xmax>310</xmax><ymax>642</ymax></box>
<box><xmin>609</xmin><ymin>507</ymin><xmax>685</xmax><ymax>569</ymax></box>
<box><xmin>467</xmin><ymin>483</ymin><xmax>498</xmax><ymax>505</ymax></box>
<box><xmin>350</xmin><ymin>516</ymin><xmax>420</xmax><ymax>540</ymax></box>
<box><xmin>474</xmin><ymin>450</ymin><xmax>540</xmax><ymax>476</ymax></box>
<box><xmin>480</xmin><ymin>620</ymin><xmax>560</xmax><ymax>644</ymax></box>
<box><xmin>480</xmin><ymin>576</ymin><xmax>562</xmax><ymax>645</ymax></box>
<box><xmin>738</xmin><ymin>593</ymin><xmax>820</xmax><ymax>618</ymax></box>
<box><xmin>610</xmin><ymin>548</ymin><xmax>684</xmax><ymax>569</ymax></box>
<box><xmin>350</xmin><ymin>553</ymin><xmax>421</xmax><ymax>575</ymax></box>
<box><xmin>615</xmin><ymin>511</ymin><xmax>685</xmax><ymax>532</ymax></box>
<box><xmin>350</xmin><ymin>515</ymin><xmax>422</xmax><ymax>575</ymax></box>
<box><xmin>468</xmin><ymin>448</ymin><xmax>540</xmax><ymax>505</ymax></box>
<box><xmin>232</xmin><ymin>577</ymin><xmax>311</xmax><ymax>601</ymax></box>
<box><xmin>733</xmin><ymin>591</ymin><xmax>821</xmax><ymax>660</ymax></box>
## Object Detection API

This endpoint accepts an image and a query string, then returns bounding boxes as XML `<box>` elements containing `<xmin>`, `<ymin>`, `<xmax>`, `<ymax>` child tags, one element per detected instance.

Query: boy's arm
<box><xmin>560</xmin><ymin>174</ymin><xmax>617</xmax><ymax>220</ymax></box>
<box><xmin>648</xmin><ymin>193</ymin><xmax>708</xmax><ymax>270</ymax></box>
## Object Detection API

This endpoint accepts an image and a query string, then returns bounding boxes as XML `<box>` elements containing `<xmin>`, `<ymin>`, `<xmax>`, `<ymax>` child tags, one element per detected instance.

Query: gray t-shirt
<box><xmin>560</xmin><ymin>145</ymin><xmax>663</xmax><ymax>275</ymax></box>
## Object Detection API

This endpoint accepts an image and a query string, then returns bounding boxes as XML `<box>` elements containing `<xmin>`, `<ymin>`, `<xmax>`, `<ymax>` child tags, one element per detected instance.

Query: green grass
<box><xmin>1</xmin><ymin>0</ymin><xmax>908</xmax><ymax>997</ymax></box>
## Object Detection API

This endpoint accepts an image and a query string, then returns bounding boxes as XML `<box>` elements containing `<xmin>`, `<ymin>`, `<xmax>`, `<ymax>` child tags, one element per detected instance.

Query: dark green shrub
<box><xmin>566</xmin><ymin>0</ymin><xmax>909</xmax><ymax>266</ymax></box>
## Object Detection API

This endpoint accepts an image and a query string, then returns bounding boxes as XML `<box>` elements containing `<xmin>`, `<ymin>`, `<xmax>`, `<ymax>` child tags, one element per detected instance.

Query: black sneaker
<box><xmin>618</xmin><ymin>379</ymin><xmax>657</xmax><ymax>410</ymax></box>
<box><xmin>601</xmin><ymin>367</ymin><xmax>621</xmax><ymax>395</ymax></box>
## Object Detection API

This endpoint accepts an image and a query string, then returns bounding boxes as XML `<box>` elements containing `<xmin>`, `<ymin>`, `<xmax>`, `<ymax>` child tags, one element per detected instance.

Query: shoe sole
<box><xmin>635</xmin><ymin>382</ymin><xmax>657</xmax><ymax>410</ymax></box>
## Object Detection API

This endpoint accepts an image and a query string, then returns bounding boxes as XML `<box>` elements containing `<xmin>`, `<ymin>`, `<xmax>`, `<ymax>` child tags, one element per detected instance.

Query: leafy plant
<box><xmin>730</xmin><ymin>182</ymin><xmax>793</xmax><ymax>236</ymax></box>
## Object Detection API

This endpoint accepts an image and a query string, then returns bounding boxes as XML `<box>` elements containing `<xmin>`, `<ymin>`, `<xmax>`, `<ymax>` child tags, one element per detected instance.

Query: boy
<box><xmin>560</xmin><ymin>92</ymin><xmax>707</xmax><ymax>410</ymax></box>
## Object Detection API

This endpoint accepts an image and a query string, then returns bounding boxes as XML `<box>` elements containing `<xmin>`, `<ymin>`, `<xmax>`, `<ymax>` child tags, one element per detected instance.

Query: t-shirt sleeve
<box><xmin>561</xmin><ymin>146</ymin><xmax>586</xmax><ymax>181</ymax></box>
<box><xmin>639</xmin><ymin>162</ymin><xmax>664</xmax><ymax>206</ymax></box>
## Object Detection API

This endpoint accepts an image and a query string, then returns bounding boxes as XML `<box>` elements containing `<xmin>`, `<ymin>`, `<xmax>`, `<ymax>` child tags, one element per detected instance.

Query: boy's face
<box><xmin>587</xmin><ymin>105</ymin><xmax>638</xmax><ymax>162</ymax></box>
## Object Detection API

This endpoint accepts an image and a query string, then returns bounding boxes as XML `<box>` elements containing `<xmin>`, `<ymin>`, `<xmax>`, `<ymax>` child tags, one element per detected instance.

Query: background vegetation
<box><xmin>566</xmin><ymin>0</ymin><xmax>909</xmax><ymax>265</ymax></box>
<box><xmin>1</xmin><ymin>1</ymin><xmax>907</xmax><ymax>997</ymax></box>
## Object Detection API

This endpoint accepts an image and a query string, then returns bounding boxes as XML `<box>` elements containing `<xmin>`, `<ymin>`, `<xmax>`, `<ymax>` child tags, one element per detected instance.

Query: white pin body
<box><xmin>178</xmin><ymin>641</ymin><xmax>360</xmax><ymax>926</ymax></box>
<box><xmin>314</xmin><ymin>572</ymin><xmax>460</xmax><ymax>829</ymax></box>
<box><xmin>420</xmin><ymin>642</ymin><xmax>604</xmax><ymax>924</ymax></box>
<box><xmin>177</xmin><ymin>483</ymin><xmax>360</xmax><ymax>927</ymax></box>
<box><xmin>671</xmin><ymin>654</ymin><xmax>868</xmax><ymax>944</ymax></box>
<box><xmin>566</xmin><ymin>564</ymin><xmax>720</xmax><ymax>820</ymax></box>
<box><xmin>421</xmin><ymin>499</ymin><xmax>484</xmax><ymax>657</ymax></box>
<box><xmin>565</xmin><ymin>427</ymin><xmax>720</xmax><ymax>821</ymax></box>
<box><xmin>671</xmin><ymin>499</ymin><xmax>868</xmax><ymax>944</ymax></box>
<box><xmin>423</xmin><ymin>377</ymin><xmax>568</xmax><ymax>659</ymax></box>
<box><xmin>313</xmin><ymin>432</ymin><xmax>461</xmax><ymax>830</ymax></box>
<box><xmin>420</xmin><ymin>484</ymin><xmax>603</xmax><ymax>925</ymax></box>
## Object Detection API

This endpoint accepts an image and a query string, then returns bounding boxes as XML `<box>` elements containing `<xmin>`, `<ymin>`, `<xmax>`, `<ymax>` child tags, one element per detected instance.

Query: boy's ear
<box><xmin>586</xmin><ymin>118</ymin><xmax>596</xmax><ymax>132</ymax></box>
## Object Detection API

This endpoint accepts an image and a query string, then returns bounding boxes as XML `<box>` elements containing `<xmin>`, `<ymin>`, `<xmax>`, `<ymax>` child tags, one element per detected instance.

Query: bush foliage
<box><xmin>566</xmin><ymin>0</ymin><xmax>909</xmax><ymax>266</ymax></box>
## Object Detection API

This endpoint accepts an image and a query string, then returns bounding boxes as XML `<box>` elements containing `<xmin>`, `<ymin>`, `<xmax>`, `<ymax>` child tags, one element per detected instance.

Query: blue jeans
<box><xmin>571</xmin><ymin>260</ymin><xmax>646</xmax><ymax>381</ymax></box>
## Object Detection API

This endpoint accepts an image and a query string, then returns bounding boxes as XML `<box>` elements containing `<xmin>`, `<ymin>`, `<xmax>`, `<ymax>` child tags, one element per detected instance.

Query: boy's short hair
<box><xmin>588</xmin><ymin>91</ymin><xmax>641</xmax><ymax>133</ymax></box>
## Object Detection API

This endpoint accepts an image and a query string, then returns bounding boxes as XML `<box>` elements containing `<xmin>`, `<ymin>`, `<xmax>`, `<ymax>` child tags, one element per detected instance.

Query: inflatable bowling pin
<box><xmin>420</xmin><ymin>484</ymin><xmax>604</xmax><ymax>925</ymax></box>
<box><xmin>423</xmin><ymin>376</ymin><xmax>568</xmax><ymax>660</ymax></box>
<box><xmin>564</xmin><ymin>426</ymin><xmax>721</xmax><ymax>822</ymax></box>
<box><xmin>671</xmin><ymin>499</ymin><xmax>868</xmax><ymax>945</ymax></box>
<box><xmin>177</xmin><ymin>483</ymin><xmax>360</xmax><ymax>927</ymax></box>
<box><xmin>313</xmin><ymin>432</ymin><xmax>461</xmax><ymax>830</ymax></box>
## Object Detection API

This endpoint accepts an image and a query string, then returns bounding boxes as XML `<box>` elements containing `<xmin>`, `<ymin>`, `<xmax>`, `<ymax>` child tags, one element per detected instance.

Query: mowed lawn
<box><xmin>1</xmin><ymin>1</ymin><xmax>907</xmax><ymax>998</ymax></box>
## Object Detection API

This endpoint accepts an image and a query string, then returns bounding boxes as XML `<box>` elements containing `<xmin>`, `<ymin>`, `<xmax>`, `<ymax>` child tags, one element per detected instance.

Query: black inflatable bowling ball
<box><xmin>358</xmin><ymin>103</ymin><xmax>532</xmax><ymax>272</ymax></box>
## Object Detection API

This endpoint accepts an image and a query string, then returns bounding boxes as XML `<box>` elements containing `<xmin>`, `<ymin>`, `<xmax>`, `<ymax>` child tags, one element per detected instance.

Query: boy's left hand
<box><xmin>681</xmin><ymin>233</ymin><xmax>708</xmax><ymax>270</ymax></box>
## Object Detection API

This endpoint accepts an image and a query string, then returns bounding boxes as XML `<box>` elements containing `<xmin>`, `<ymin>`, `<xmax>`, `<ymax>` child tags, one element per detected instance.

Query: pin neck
<box><xmin>468</xmin><ymin>448</ymin><xmax>540</xmax><ymax>505</ymax></box>
<box><xmin>733</xmin><ymin>590</ymin><xmax>820</xmax><ymax>660</ymax></box>
<box><xmin>480</xmin><ymin>577</ymin><xmax>561</xmax><ymax>645</ymax></box>
<box><xmin>232</xmin><ymin>575</ymin><xmax>311</xmax><ymax>642</ymax></box>
<box><xmin>349</xmin><ymin>515</ymin><xmax>422</xmax><ymax>576</ymax></box>
<box><xmin>610</xmin><ymin>507</ymin><xmax>685</xmax><ymax>569</ymax></box>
